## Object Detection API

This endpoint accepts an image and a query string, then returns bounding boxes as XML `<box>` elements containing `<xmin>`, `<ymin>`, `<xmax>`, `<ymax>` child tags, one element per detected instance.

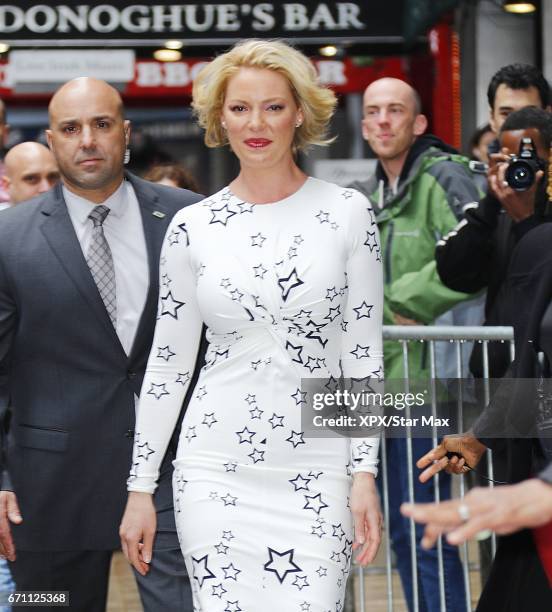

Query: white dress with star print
<box><xmin>128</xmin><ymin>177</ymin><xmax>383</xmax><ymax>612</ymax></box>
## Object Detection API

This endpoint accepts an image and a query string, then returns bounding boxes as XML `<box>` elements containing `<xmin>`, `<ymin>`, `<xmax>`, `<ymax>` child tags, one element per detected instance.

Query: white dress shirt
<box><xmin>64</xmin><ymin>180</ymin><xmax>149</xmax><ymax>355</ymax></box>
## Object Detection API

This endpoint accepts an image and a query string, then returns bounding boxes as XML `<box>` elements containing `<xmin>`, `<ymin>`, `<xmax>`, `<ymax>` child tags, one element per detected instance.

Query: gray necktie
<box><xmin>87</xmin><ymin>205</ymin><xmax>117</xmax><ymax>326</ymax></box>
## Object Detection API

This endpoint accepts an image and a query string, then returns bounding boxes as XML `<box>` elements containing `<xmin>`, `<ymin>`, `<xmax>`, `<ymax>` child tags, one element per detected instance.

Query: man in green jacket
<box><xmin>351</xmin><ymin>78</ymin><xmax>480</xmax><ymax>612</ymax></box>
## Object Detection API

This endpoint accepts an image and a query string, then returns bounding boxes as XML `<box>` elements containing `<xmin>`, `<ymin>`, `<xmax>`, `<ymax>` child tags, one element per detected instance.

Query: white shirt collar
<box><xmin>63</xmin><ymin>180</ymin><xmax>128</xmax><ymax>225</ymax></box>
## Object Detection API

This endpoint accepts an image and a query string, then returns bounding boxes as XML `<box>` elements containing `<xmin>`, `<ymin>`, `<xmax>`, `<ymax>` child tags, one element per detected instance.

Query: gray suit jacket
<box><xmin>0</xmin><ymin>173</ymin><xmax>202</xmax><ymax>551</ymax></box>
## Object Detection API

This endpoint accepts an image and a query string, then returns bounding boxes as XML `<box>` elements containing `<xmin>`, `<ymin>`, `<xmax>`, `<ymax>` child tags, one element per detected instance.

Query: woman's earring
<box><xmin>221</xmin><ymin>121</ymin><xmax>227</xmax><ymax>129</ymax></box>
<box><xmin>295</xmin><ymin>120</ymin><xmax>302</xmax><ymax>128</ymax></box>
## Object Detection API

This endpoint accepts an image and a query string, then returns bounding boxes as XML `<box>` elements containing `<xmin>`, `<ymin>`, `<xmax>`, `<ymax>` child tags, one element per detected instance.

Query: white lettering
<box><xmin>283</xmin><ymin>3</ymin><xmax>309</xmax><ymax>31</ymax></box>
<box><xmin>316</xmin><ymin>61</ymin><xmax>346</xmax><ymax>86</ymax></box>
<box><xmin>216</xmin><ymin>4</ymin><xmax>240</xmax><ymax>31</ymax></box>
<box><xmin>89</xmin><ymin>4</ymin><xmax>120</xmax><ymax>33</ymax></box>
<box><xmin>183</xmin><ymin>5</ymin><xmax>215</xmax><ymax>32</ymax></box>
<box><xmin>151</xmin><ymin>4</ymin><xmax>184</xmax><ymax>32</ymax></box>
<box><xmin>308</xmin><ymin>4</ymin><xmax>337</xmax><ymax>30</ymax></box>
<box><xmin>120</xmin><ymin>5</ymin><xmax>150</xmax><ymax>33</ymax></box>
<box><xmin>0</xmin><ymin>6</ymin><xmax>24</xmax><ymax>33</ymax></box>
<box><xmin>251</xmin><ymin>3</ymin><xmax>275</xmax><ymax>31</ymax></box>
<box><xmin>25</xmin><ymin>5</ymin><xmax>57</xmax><ymax>34</ymax></box>
<box><xmin>337</xmin><ymin>2</ymin><xmax>364</xmax><ymax>29</ymax></box>
<box><xmin>164</xmin><ymin>62</ymin><xmax>190</xmax><ymax>86</ymax></box>
<box><xmin>57</xmin><ymin>5</ymin><xmax>89</xmax><ymax>33</ymax></box>
<box><xmin>136</xmin><ymin>62</ymin><xmax>163</xmax><ymax>87</ymax></box>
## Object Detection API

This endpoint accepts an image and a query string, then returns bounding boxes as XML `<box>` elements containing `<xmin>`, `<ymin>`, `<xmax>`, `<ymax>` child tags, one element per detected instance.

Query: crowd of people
<box><xmin>0</xmin><ymin>38</ymin><xmax>549</xmax><ymax>612</ymax></box>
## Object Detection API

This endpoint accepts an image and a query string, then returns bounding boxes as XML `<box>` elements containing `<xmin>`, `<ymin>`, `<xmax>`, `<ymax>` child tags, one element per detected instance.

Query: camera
<box><xmin>505</xmin><ymin>137</ymin><xmax>545</xmax><ymax>191</ymax></box>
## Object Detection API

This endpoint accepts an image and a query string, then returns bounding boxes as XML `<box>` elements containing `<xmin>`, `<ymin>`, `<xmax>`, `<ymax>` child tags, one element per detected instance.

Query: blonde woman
<box><xmin>121</xmin><ymin>39</ymin><xmax>383</xmax><ymax>610</ymax></box>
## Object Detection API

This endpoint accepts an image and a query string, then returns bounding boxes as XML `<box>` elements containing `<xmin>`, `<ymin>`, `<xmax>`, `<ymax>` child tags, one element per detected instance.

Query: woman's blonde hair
<box><xmin>192</xmin><ymin>39</ymin><xmax>337</xmax><ymax>152</ymax></box>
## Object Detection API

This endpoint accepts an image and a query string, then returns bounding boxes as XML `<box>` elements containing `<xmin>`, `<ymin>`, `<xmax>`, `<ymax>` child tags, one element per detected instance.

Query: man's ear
<box><xmin>2</xmin><ymin>175</ymin><xmax>10</xmax><ymax>194</ymax></box>
<box><xmin>45</xmin><ymin>129</ymin><xmax>54</xmax><ymax>152</ymax></box>
<box><xmin>124</xmin><ymin>120</ymin><xmax>131</xmax><ymax>147</ymax></box>
<box><xmin>413</xmin><ymin>114</ymin><xmax>428</xmax><ymax>137</ymax></box>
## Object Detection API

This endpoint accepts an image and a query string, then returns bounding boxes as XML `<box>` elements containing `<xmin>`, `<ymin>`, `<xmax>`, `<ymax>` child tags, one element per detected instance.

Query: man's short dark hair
<box><xmin>500</xmin><ymin>106</ymin><xmax>552</xmax><ymax>150</ymax></box>
<box><xmin>487</xmin><ymin>64</ymin><xmax>550</xmax><ymax>109</ymax></box>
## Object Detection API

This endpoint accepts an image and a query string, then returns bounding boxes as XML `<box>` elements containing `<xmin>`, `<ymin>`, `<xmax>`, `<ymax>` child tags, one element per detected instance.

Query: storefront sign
<box><xmin>0</xmin><ymin>1</ymin><xmax>404</xmax><ymax>42</ymax></box>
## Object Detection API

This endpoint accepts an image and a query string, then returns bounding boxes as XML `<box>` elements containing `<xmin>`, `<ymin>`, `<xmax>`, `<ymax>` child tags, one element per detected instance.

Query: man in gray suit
<box><xmin>0</xmin><ymin>78</ymin><xmax>201</xmax><ymax>611</ymax></box>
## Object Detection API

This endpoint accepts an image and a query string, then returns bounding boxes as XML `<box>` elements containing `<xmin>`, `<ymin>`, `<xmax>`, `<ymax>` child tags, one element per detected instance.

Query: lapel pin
<box><xmin>152</xmin><ymin>211</ymin><xmax>166</xmax><ymax>219</ymax></box>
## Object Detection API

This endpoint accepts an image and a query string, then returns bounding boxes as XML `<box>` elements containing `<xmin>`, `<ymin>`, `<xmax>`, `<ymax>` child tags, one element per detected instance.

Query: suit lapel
<box><xmin>126</xmin><ymin>173</ymin><xmax>171</xmax><ymax>364</ymax></box>
<box><xmin>39</xmin><ymin>183</ymin><xmax>127</xmax><ymax>357</ymax></box>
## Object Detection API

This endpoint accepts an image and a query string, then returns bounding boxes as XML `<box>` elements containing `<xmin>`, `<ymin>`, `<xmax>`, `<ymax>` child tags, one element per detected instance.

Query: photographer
<box><xmin>436</xmin><ymin>106</ymin><xmax>552</xmax><ymax>378</ymax></box>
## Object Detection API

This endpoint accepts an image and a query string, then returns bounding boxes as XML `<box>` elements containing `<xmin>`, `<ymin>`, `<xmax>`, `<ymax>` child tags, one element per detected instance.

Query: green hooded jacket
<box><xmin>350</xmin><ymin>135</ymin><xmax>482</xmax><ymax>380</ymax></box>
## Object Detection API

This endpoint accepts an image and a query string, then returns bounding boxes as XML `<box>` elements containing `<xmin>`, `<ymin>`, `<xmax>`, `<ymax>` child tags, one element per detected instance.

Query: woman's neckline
<box><xmin>227</xmin><ymin>176</ymin><xmax>312</xmax><ymax>207</ymax></box>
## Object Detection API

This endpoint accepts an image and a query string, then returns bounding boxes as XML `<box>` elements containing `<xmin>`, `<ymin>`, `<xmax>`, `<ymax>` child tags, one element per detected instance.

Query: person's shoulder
<box><xmin>307</xmin><ymin>177</ymin><xmax>371</xmax><ymax>206</ymax></box>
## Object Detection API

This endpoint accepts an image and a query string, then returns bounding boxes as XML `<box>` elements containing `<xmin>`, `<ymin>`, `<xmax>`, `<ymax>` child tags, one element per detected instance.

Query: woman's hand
<box><xmin>119</xmin><ymin>491</ymin><xmax>157</xmax><ymax>576</ymax></box>
<box><xmin>350</xmin><ymin>472</ymin><xmax>382</xmax><ymax>565</ymax></box>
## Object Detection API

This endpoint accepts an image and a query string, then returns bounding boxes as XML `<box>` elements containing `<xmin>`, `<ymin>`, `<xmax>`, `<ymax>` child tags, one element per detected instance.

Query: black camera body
<box><xmin>505</xmin><ymin>137</ymin><xmax>545</xmax><ymax>191</ymax></box>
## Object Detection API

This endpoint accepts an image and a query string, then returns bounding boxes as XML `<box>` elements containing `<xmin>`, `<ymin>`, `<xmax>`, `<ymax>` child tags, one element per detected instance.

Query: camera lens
<box><xmin>505</xmin><ymin>160</ymin><xmax>535</xmax><ymax>191</ymax></box>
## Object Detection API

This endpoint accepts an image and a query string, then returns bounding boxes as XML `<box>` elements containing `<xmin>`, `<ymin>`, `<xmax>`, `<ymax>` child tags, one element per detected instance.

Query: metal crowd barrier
<box><xmin>349</xmin><ymin>325</ymin><xmax>515</xmax><ymax>612</ymax></box>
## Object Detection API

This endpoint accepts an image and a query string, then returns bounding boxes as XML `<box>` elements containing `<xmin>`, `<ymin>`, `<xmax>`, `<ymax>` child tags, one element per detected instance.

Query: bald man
<box><xmin>0</xmin><ymin>78</ymin><xmax>201</xmax><ymax>611</ymax></box>
<box><xmin>349</xmin><ymin>78</ymin><xmax>481</xmax><ymax>612</ymax></box>
<box><xmin>0</xmin><ymin>99</ymin><xmax>10</xmax><ymax>207</ymax></box>
<box><xmin>2</xmin><ymin>142</ymin><xmax>60</xmax><ymax>205</ymax></box>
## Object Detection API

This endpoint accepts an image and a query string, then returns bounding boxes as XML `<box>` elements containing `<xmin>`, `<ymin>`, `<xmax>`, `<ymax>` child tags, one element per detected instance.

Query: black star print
<box><xmin>222</xmin><ymin>563</ymin><xmax>241</xmax><ymax>581</ymax></box>
<box><xmin>263</xmin><ymin>548</ymin><xmax>302</xmax><ymax>584</ymax></box>
<box><xmin>175</xmin><ymin>371</ymin><xmax>190</xmax><ymax>385</ymax></box>
<box><xmin>353</xmin><ymin>301</ymin><xmax>373</xmax><ymax>319</ymax></box>
<box><xmin>289</xmin><ymin>473</ymin><xmax>311</xmax><ymax>491</ymax></box>
<box><xmin>137</xmin><ymin>441</ymin><xmax>155</xmax><ymax>461</ymax></box>
<box><xmin>367</xmin><ymin>207</ymin><xmax>376</xmax><ymax>226</ymax></box>
<box><xmin>248</xmin><ymin>448</ymin><xmax>265</xmax><ymax>463</ymax></box>
<box><xmin>236</xmin><ymin>426</ymin><xmax>255</xmax><ymax>444</ymax></box>
<box><xmin>202</xmin><ymin>413</ymin><xmax>218</xmax><ymax>428</ymax></box>
<box><xmin>224</xmin><ymin>601</ymin><xmax>242</xmax><ymax>612</ymax></box>
<box><xmin>325</xmin><ymin>305</ymin><xmax>341</xmax><ymax>323</ymax></box>
<box><xmin>330</xmin><ymin>551</ymin><xmax>341</xmax><ymax>563</ymax></box>
<box><xmin>210</xmin><ymin>204</ymin><xmax>237</xmax><ymax>226</ymax></box>
<box><xmin>316</xmin><ymin>210</ymin><xmax>330</xmax><ymax>224</ymax></box>
<box><xmin>285</xmin><ymin>341</ymin><xmax>304</xmax><ymax>364</ymax></box>
<box><xmin>350</xmin><ymin>344</ymin><xmax>371</xmax><ymax>359</ymax></box>
<box><xmin>356</xmin><ymin>441</ymin><xmax>373</xmax><ymax>455</ymax></box>
<box><xmin>341</xmin><ymin>189</ymin><xmax>353</xmax><ymax>199</ymax></box>
<box><xmin>341</xmin><ymin>320</ymin><xmax>349</xmax><ymax>332</ymax></box>
<box><xmin>253</xmin><ymin>263</ymin><xmax>268</xmax><ymax>279</ymax></box>
<box><xmin>291</xmin><ymin>388</ymin><xmax>307</xmax><ymax>405</ymax></box>
<box><xmin>236</xmin><ymin>201</ymin><xmax>254</xmax><ymax>214</ymax></box>
<box><xmin>332</xmin><ymin>524</ymin><xmax>346</xmax><ymax>541</ymax></box>
<box><xmin>371</xmin><ymin>365</ymin><xmax>384</xmax><ymax>382</ymax></box>
<box><xmin>268</xmin><ymin>413</ymin><xmax>285</xmax><ymax>429</ymax></box>
<box><xmin>249</xmin><ymin>406</ymin><xmax>263</xmax><ymax>419</ymax></box>
<box><xmin>222</xmin><ymin>530</ymin><xmax>234</xmax><ymax>541</ymax></box>
<box><xmin>160</xmin><ymin>291</ymin><xmax>185</xmax><ymax>319</ymax></box>
<box><xmin>147</xmin><ymin>382</ymin><xmax>169</xmax><ymax>400</ymax></box>
<box><xmin>305</xmin><ymin>356</ymin><xmax>320</xmax><ymax>373</ymax></box>
<box><xmin>330</xmin><ymin>222</ymin><xmax>339</xmax><ymax>231</ymax></box>
<box><xmin>294</xmin><ymin>234</ymin><xmax>304</xmax><ymax>245</ymax></box>
<box><xmin>177</xmin><ymin>222</ymin><xmax>189</xmax><ymax>245</ymax></box>
<box><xmin>303</xmin><ymin>493</ymin><xmax>329</xmax><ymax>515</ymax></box>
<box><xmin>286</xmin><ymin>430</ymin><xmax>305</xmax><ymax>448</ymax></box>
<box><xmin>326</xmin><ymin>287</ymin><xmax>339</xmax><ymax>301</ymax></box>
<box><xmin>215</xmin><ymin>542</ymin><xmax>229</xmax><ymax>555</ymax></box>
<box><xmin>278</xmin><ymin>268</ymin><xmax>304</xmax><ymax>302</ymax></box>
<box><xmin>308</xmin><ymin>470</ymin><xmax>323</xmax><ymax>479</ymax></box>
<box><xmin>316</xmin><ymin>566</ymin><xmax>328</xmax><ymax>577</ymax></box>
<box><xmin>192</xmin><ymin>555</ymin><xmax>215</xmax><ymax>587</ymax></box>
<box><xmin>292</xmin><ymin>575</ymin><xmax>309</xmax><ymax>590</ymax></box>
<box><xmin>167</xmin><ymin>229</ymin><xmax>180</xmax><ymax>245</ymax></box>
<box><xmin>230</xmin><ymin>288</ymin><xmax>244</xmax><ymax>302</ymax></box>
<box><xmin>244</xmin><ymin>394</ymin><xmax>256</xmax><ymax>405</ymax></box>
<box><xmin>223</xmin><ymin>461</ymin><xmax>237</xmax><ymax>472</ymax></box>
<box><xmin>220</xmin><ymin>278</ymin><xmax>232</xmax><ymax>290</ymax></box>
<box><xmin>212</xmin><ymin>582</ymin><xmax>227</xmax><ymax>598</ymax></box>
<box><xmin>311</xmin><ymin>523</ymin><xmax>326</xmax><ymax>538</ymax></box>
<box><xmin>195</xmin><ymin>386</ymin><xmax>207</xmax><ymax>400</ymax></box>
<box><xmin>161</xmin><ymin>273</ymin><xmax>171</xmax><ymax>288</ymax></box>
<box><xmin>250</xmin><ymin>232</ymin><xmax>267</xmax><ymax>247</ymax></box>
<box><xmin>185</xmin><ymin>426</ymin><xmax>197</xmax><ymax>443</ymax></box>
<box><xmin>157</xmin><ymin>345</ymin><xmax>175</xmax><ymax>361</ymax></box>
<box><xmin>221</xmin><ymin>493</ymin><xmax>237</xmax><ymax>506</ymax></box>
<box><xmin>340</xmin><ymin>539</ymin><xmax>353</xmax><ymax>565</ymax></box>
<box><xmin>288</xmin><ymin>246</ymin><xmax>298</xmax><ymax>259</ymax></box>
<box><xmin>300</xmin><ymin>603</ymin><xmax>311</xmax><ymax>612</ymax></box>
<box><xmin>364</xmin><ymin>231</ymin><xmax>379</xmax><ymax>252</ymax></box>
